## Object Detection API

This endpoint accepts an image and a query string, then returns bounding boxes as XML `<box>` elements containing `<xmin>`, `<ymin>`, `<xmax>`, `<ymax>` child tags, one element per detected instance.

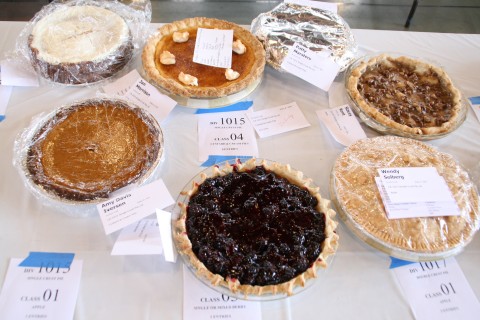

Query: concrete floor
<box><xmin>0</xmin><ymin>0</ymin><xmax>479</xmax><ymax>33</ymax></box>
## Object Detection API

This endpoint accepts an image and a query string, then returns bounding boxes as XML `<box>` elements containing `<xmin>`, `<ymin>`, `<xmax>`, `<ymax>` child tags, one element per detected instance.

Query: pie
<box><xmin>26</xmin><ymin>98</ymin><xmax>163</xmax><ymax>202</ymax></box>
<box><xmin>28</xmin><ymin>5</ymin><xmax>133</xmax><ymax>85</ymax></box>
<box><xmin>174</xmin><ymin>158</ymin><xmax>338</xmax><ymax>297</ymax></box>
<box><xmin>142</xmin><ymin>17</ymin><xmax>266</xmax><ymax>98</ymax></box>
<box><xmin>346</xmin><ymin>54</ymin><xmax>463</xmax><ymax>136</ymax></box>
<box><xmin>331</xmin><ymin>136</ymin><xmax>479</xmax><ymax>259</ymax></box>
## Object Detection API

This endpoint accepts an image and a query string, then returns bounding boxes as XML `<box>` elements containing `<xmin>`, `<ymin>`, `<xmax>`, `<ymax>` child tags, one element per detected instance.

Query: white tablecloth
<box><xmin>1</xmin><ymin>21</ymin><xmax>479</xmax><ymax>319</ymax></box>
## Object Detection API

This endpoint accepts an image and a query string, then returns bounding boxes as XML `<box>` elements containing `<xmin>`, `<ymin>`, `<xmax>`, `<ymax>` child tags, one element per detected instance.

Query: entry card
<box><xmin>0</xmin><ymin>84</ymin><xmax>12</xmax><ymax>121</ymax></box>
<box><xmin>193</xmin><ymin>28</ymin><xmax>233</xmax><ymax>68</ymax></box>
<box><xmin>377</xmin><ymin>167</ymin><xmax>459</xmax><ymax>204</ymax></box>
<box><xmin>316</xmin><ymin>104</ymin><xmax>367</xmax><ymax>146</ymax></box>
<box><xmin>392</xmin><ymin>257</ymin><xmax>480</xmax><ymax>320</ymax></box>
<box><xmin>96</xmin><ymin>179</ymin><xmax>175</xmax><ymax>235</ymax></box>
<box><xmin>102</xmin><ymin>69</ymin><xmax>177</xmax><ymax>123</ymax></box>
<box><xmin>111</xmin><ymin>218</ymin><xmax>163</xmax><ymax>256</ymax></box>
<box><xmin>281</xmin><ymin>43</ymin><xmax>340</xmax><ymax>91</ymax></box>
<box><xmin>375</xmin><ymin>178</ymin><xmax>460</xmax><ymax>219</ymax></box>
<box><xmin>469</xmin><ymin>96</ymin><xmax>480</xmax><ymax>124</ymax></box>
<box><xmin>246</xmin><ymin>102</ymin><xmax>310</xmax><ymax>138</ymax></box>
<box><xmin>0</xmin><ymin>59</ymin><xmax>39</xmax><ymax>87</ymax></box>
<box><xmin>197</xmin><ymin>110</ymin><xmax>258</xmax><ymax>162</ymax></box>
<box><xmin>0</xmin><ymin>258</ymin><xmax>82</xmax><ymax>320</ymax></box>
<box><xmin>183</xmin><ymin>265</ymin><xmax>261</xmax><ymax>320</ymax></box>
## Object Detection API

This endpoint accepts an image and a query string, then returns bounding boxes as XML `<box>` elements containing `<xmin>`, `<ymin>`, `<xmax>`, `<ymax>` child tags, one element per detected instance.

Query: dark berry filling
<box><xmin>186</xmin><ymin>165</ymin><xmax>326</xmax><ymax>286</ymax></box>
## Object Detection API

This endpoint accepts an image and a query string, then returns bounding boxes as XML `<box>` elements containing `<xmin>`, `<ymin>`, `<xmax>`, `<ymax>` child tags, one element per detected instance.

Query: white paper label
<box><xmin>0</xmin><ymin>79</ymin><xmax>13</xmax><ymax>120</ymax></box>
<box><xmin>102</xmin><ymin>69</ymin><xmax>140</xmax><ymax>96</ymax></box>
<box><xmin>469</xmin><ymin>98</ymin><xmax>480</xmax><ymax>124</ymax></box>
<box><xmin>156</xmin><ymin>209</ymin><xmax>176</xmax><ymax>263</ymax></box>
<box><xmin>246</xmin><ymin>102</ymin><xmax>311</xmax><ymax>138</ymax></box>
<box><xmin>193</xmin><ymin>28</ymin><xmax>233</xmax><ymax>68</ymax></box>
<box><xmin>0</xmin><ymin>60</ymin><xmax>39</xmax><ymax>87</ymax></box>
<box><xmin>111</xmin><ymin>218</ymin><xmax>163</xmax><ymax>255</ymax></box>
<box><xmin>316</xmin><ymin>105</ymin><xmax>366</xmax><ymax>146</ymax></box>
<box><xmin>284</xmin><ymin>0</ymin><xmax>338</xmax><ymax>13</ymax></box>
<box><xmin>124</xmin><ymin>78</ymin><xmax>177</xmax><ymax>123</ymax></box>
<box><xmin>96</xmin><ymin>179</ymin><xmax>175</xmax><ymax>235</ymax></box>
<box><xmin>281</xmin><ymin>43</ymin><xmax>340</xmax><ymax>91</ymax></box>
<box><xmin>377</xmin><ymin>167</ymin><xmax>459</xmax><ymax>204</ymax></box>
<box><xmin>375</xmin><ymin>178</ymin><xmax>460</xmax><ymax>219</ymax></box>
<box><xmin>392</xmin><ymin>258</ymin><xmax>480</xmax><ymax>320</ymax></box>
<box><xmin>0</xmin><ymin>259</ymin><xmax>82</xmax><ymax>320</ymax></box>
<box><xmin>197</xmin><ymin>110</ymin><xmax>258</xmax><ymax>162</ymax></box>
<box><xmin>183</xmin><ymin>265</ymin><xmax>262</xmax><ymax>320</ymax></box>
<box><xmin>102</xmin><ymin>69</ymin><xmax>177</xmax><ymax>123</ymax></box>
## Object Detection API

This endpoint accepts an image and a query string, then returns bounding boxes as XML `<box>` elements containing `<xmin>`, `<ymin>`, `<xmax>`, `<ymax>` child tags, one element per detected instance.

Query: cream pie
<box><xmin>28</xmin><ymin>5</ymin><xmax>133</xmax><ymax>85</ymax></box>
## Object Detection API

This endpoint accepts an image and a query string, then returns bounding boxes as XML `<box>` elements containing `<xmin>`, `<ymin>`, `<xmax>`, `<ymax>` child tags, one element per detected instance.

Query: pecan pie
<box><xmin>26</xmin><ymin>99</ymin><xmax>163</xmax><ymax>202</ymax></box>
<box><xmin>28</xmin><ymin>5</ymin><xmax>133</xmax><ymax>85</ymax></box>
<box><xmin>346</xmin><ymin>54</ymin><xmax>463</xmax><ymax>136</ymax></box>
<box><xmin>331</xmin><ymin>136</ymin><xmax>479</xmax><ymax>260</ymax></box>
<box><xmin>142</xmin><ymin>17</ymin><xmax>265</xmax><ymax>98</ymax></box>
<box><xmin>174</xmin><ymin>159</ymin><xmax>338</xmax><ymax>297</ymax></box>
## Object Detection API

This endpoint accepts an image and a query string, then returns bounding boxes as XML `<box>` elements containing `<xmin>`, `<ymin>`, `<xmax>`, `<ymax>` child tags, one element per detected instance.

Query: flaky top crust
<box><xmin>142</xmin><ymin>17</ymin><xmax>266</xmax><ymax>98</ymax></box>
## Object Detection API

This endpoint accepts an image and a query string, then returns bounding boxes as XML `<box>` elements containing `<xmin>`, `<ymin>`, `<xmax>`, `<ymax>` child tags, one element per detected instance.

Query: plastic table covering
<box><xmin>0</xmin><ymin>21</ymin><xmax>479</xmax><ymax>319</ymax></box>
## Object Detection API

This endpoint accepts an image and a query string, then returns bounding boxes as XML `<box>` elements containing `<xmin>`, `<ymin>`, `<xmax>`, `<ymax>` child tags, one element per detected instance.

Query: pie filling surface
<box><xmin>175</xmin><ymin>159</ymin><xmax>338</xmax><ymax>296</ymax></box>
<box><xmin>142</xmin><ymin>17</ymin><xmax>266</xmax><ymax>98</ymax></box>
<box><xmin>153</xmin><ymin>28</ymin><xmax>255</xmax><ymax>89</ymax></box>
<box><xmin>187</xmin><ymin>165</ymin><xmax>326</xmax><ymax>286</ymax></box>
<box><xmin>28</xmin><ymin>5</ymin><xmax>133</xmax><ymax>84</ymax></box>
<box><xmin>347</xmin><ymin>54</ymin><xmax>462</xmax><ymax>135</ymax></box>
<box><xmin>27</xmin><ymin>99</ymin><xmax>162</xmax><ymax>201</ymax></box>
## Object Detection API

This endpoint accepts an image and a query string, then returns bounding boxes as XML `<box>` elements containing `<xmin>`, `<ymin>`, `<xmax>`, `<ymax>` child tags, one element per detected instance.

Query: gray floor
<box><xmin>0</xmin><ymin>0</ymin><xmax>479</xmax><ymax>34</ymax></box>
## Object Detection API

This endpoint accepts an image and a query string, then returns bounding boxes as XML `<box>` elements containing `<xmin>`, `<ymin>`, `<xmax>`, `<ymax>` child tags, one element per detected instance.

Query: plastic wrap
<box><xmin>344</xmin><ymin>53</ymin><xmax>467</xmax><ymax>140</ymax></box>
<box><xmin>330</xmin><ymin>136</ymin><xmax>479</xmax><ymax>261</ymax></box>
<box><xmin>173</xmin><ymin>158</ymin><xmax>339</xmax><ymax>300</ymax></box>
<box><xmin>15</xmin><ymin>0</ymin><xmax>152</xmax><ymax>86</ymax></box>
<box><xmin>251</xmin><ymin>3</ymin><xmax>357</xmax><ymax>72</ymax></box>
<box><xmin>13</xmin><ymin>97</ymin><xmax>164</xmax><ymax>217</ymax></box>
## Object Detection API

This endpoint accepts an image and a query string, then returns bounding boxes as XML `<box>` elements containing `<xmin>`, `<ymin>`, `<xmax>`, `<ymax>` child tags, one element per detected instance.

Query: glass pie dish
<box><xmin>13</xmin><ymin>98</ymin><xmax>164</xmax><ymax>216</ymax></box>
<box><xmin>330</xmin><ymin>136</ymin><xmax>479</xmax><ymax>261</ymax></box>
<box><xmin>172</xmin><ymin>158</ymin><xmax>338</xmax><ymax>300</ymax></box>
<box><xmin>344</xmin><ymin>53</ymin><xmax>468</xmax><ymax>140</ymax></box>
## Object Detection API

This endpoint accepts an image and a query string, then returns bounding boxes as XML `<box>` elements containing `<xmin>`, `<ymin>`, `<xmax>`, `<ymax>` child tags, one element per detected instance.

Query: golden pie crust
<box><xmin>346</xmin><ymin>54</ymin><xmax>463</xmax><ymax>136</ymax></box>
<box><xmin>26</xmin><ymin>99</ymin><xmax>163</xmax><ymax>202</ymax></box>
<box><xmin>174</xmin><ymin>159</ymin><xmax>338</xmax><ymax>297</ymax></box>
<box><xmin>142</xmin><ymin>17</ymin><xmax>266</xmax><ymax>98</ymax></box>
<box><xmin>331</xmin><ymin>136</ymin><xmax>479</xmax><ymax>258</ymax></box>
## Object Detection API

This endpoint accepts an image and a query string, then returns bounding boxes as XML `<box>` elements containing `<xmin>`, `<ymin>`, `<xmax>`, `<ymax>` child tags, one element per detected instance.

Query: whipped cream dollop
<box><xmin>178</xmin><ymin>72</ymin><xmax>198</xmax><ymax>86</ymax></box>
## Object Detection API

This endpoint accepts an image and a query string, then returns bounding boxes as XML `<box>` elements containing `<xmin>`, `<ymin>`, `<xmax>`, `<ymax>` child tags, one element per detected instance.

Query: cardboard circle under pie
<box><xmin>172</xmin><ymin>158</ymin><xmax>339</xmax><ymax>300</ymax></box>
<box><xmin>330</xmin><ymin>136</ymin><xmax>479</xmax><ymax>261</ymax></box>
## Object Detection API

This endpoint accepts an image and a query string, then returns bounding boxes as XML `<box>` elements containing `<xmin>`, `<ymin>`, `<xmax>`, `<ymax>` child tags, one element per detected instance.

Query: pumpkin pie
<box><xmin>142</xmin><ymin>17</ymin><xmax>266</xmax><ymax>98</ymax></box>
<box><xmin>26</xmin><ymin>98</ymin><xmax>163</xmax><ymax>202</ymax></box>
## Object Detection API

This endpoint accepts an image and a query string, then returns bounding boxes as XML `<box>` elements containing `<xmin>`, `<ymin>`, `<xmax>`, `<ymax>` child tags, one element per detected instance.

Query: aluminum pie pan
<box><xmin>251</xmin><ymin>2</ymin><xmax>358</xmax><ymax>72</ymax></box>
